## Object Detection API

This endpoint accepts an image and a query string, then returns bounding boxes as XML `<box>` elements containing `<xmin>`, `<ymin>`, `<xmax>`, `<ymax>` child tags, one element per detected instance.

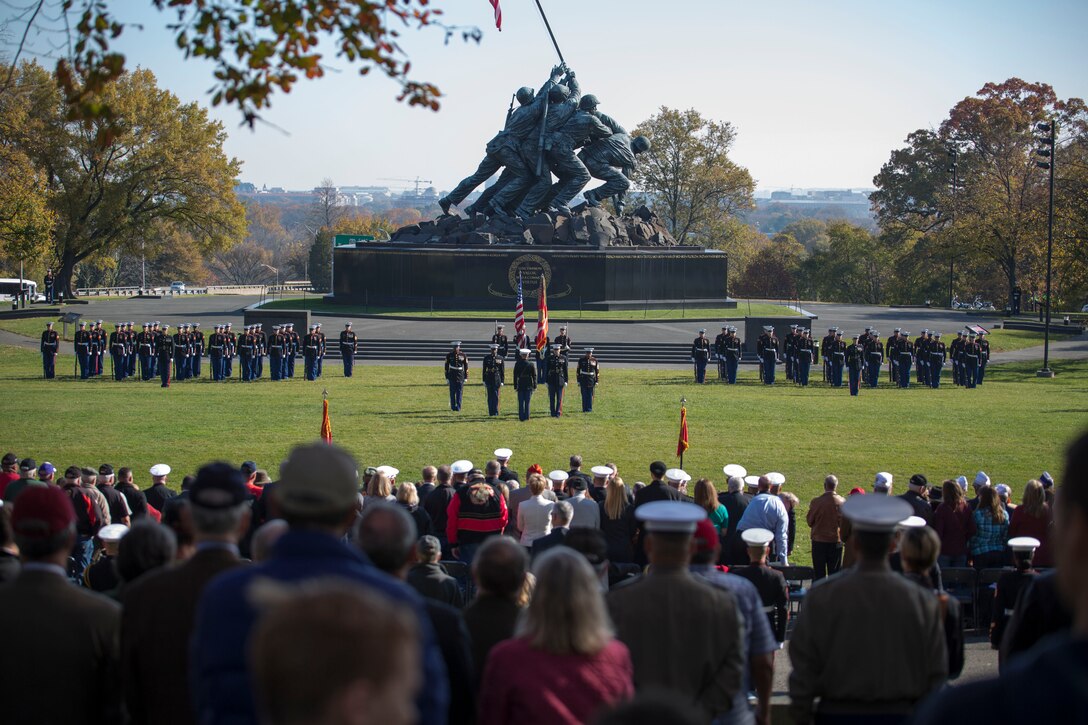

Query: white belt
<box><xmin>762</xmin><ymin>605</ymin><xmax>777</xmax><ymax>613</ymax></box>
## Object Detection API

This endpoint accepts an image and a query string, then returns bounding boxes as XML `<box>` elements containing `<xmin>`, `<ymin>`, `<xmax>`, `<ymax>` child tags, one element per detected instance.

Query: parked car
<box><xmin>1081</xmin><ymin>303</ymin><xmax>1088</xmax><ymax>313</ymax></box>
<box><xmin>169</xmin><ymin>281</ymin><xmax>187</xmax><ymax>292</ymax></box>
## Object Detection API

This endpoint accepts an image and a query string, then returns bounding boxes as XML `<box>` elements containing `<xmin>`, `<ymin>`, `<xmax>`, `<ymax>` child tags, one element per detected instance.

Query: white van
<box><xmin>0</xmin><ymin>278</ymin><xmax>44</xmax><ymax>302</ymax></box>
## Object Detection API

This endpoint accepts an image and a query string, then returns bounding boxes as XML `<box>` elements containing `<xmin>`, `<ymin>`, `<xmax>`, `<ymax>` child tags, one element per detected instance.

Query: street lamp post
<box><xmin>1035</xmin><ymin>120</ymin><xmax>1056</xmax><ymax>378</ymax></box>
<box><xmin>946</xmin><ymin>146</ymin><xmax>959</xmax><ymax>308</ymax></box>
<box><xmin>261</xmin><ymin>264</ymin><xmax>280</xmax><ymax>301</ymax></box>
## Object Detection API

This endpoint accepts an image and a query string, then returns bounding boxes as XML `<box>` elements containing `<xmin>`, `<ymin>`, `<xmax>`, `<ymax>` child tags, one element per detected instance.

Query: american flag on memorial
<box><xmin>514</xmin><ymin>271</ymin><xmax>525</xmax><ymax>336</ymax></box>
<box><xmin>489</xmin><ymin>0</ymin><xmax>502</xmax><ymax>30</ymax></box>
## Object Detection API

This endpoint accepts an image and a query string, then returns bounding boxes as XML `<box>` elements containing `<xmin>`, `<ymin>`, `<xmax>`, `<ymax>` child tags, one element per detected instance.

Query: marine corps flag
<box><xmin>320</xmin><ymin>390</ymin><xmax>332</xmax><ymax>444</ymax></box>
<box><xmin>676</xmin><ymin>401</ymin><xmax>689</xmax><ymax>461</ymax></box>
<box><xmin>535</xmin><ymin>273</ymin><xmax>549</xmax><ymax>354</ymax></box>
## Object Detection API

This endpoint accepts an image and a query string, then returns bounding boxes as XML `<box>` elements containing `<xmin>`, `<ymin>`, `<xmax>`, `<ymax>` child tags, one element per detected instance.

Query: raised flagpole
<box><xmin>532</xmin><ymin>0</ymin><xmax>565</xmax><ymax>63</ymax></box>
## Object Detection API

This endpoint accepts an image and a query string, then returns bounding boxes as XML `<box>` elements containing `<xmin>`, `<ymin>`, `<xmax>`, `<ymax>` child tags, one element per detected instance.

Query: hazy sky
<box><xmin>9</xmin><ymin>0</ymin><xmax>1088</xmax><ymax>194</ymax></box>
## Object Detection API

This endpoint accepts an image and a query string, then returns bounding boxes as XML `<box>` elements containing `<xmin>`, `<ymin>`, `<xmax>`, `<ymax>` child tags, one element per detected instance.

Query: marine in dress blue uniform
<box><xmin>846</xmin><ymin>334</ymin><xmax>863</xmax><ymax>396</ymax></box>
<box><xmin>534</xmin><ymin>334</ymin><xmax>550</xmax><ymax>384</ymax></box>
<box><xmin>109</xmin><ymin>323</ymin><xmax>125</xmax><ymax>380</ymax></box>
<box><xmin>513</xmin><ymin>348</ymin><xmax>536</xmax><ymax>421</ymax></box>
<box><xmin>690</xmin><ymin>329</ymin><xmax>711</xmax><ymax>383</ymax></box>
<box><xmin>576</xmin><ymin>347</ymin><xmax>599</xmax><ymax>412</ymax></box>
<box><xmin>976</xmin><ymin>331</ymin><xmax>990</xmax><ymax>386</ymax></box>
<box><xmin>545</xmin><ymin>343</ymin><xmax>568</xmax><ymax>416</ymax></box>
<box><xmin>314</xmin><ymin>323</ymin><xmax>326</xmax><ymax>378</ymax></box>
<box><xmin>721</xmin><ymin>326</ymin><xmax>741</xmax><ymax>384</ymax></box>
<box><xmin>962</xmin><ymin>332</ymin><xmax>980</xmax><ymax>389</ymax></box>
<box><xmin>339</xmin><ymin>322</ymin><xmax>357</xmax><ymax>377</ymax></box>
<box><xmin>302</xmin><ymin>325</ymin><xmax>319</xmax><ymax>381</ymax></box>
<box><xmin>796</xmin><ymin>329</ymin><xmax>815</xmax><ymax>386</ymax></box>
<box><xmin>482</xmin><ymin>343</ymin><xmax>505</xmax><ymax>416</ymax></box>
<box><xmin>756</xmin><ymin>326</ymin><xmax>779</xmax><ymax>385</ymax></box>
<box><xmin>865</xmin><ymin>330</ymin><xmax>885</xmax><ymax>388</ymax></box>
<box><xmin>284</xmin><ymin>323</ymin><xmax>298</xmax><ymax>378</ymax></box>
<box><xmin>714</xmin><ymin>326</ymin><xmax>729</xmax><ymax>380</ymax></box>
<box><xmin>40</xmin><ymin>322</ymin><xmax>59</xmax><ymax>378</ymax></box>
<box><xmin>491</xmin><ymin>324</ymin><xmax>509</xmax><ymax>359</ymax></box>
<box><xmin>827</xmin><ymin>330</ymin><xmax>847</xmax><ymax>387</ymax></box>
<box><xmin>223</xmin><ymin>322</ymin><xmax>236</xmax><ymax>378</ymax></box>
<box><xmin>268</xmin><ymin>325</ymin><xmax>285</xmax><ymax>381</ymax></box>
<box><xmin>137</xmin><ymin>323</ymin><xmax>154</xmax><ymax>380</ymax></box>
<box><xmin>897</xmin><ymin>330</ymin><xmax>914</xmax><ymax>388</ymax></box>
<box><xmin>914</xmin><ymin>329</ymin><xmax>929</xmax><ymax>385</ymax></box>
<box><xmin>74</xmin><ymin>322</ymin><xmax>91</xmax><ymax>379</ymax></box>
<box><xmin>444</xmin><ymin>342</ymin><xmax>468</xmax><ymax>412</ymax></box>
<box><xmin>929</xmin><ymin>333</ymin><xmax>947</xmax><ymax>388</ymax></box>
<box><xmin>156</xmin><ymin>325</ymin><xmax>175</xmax><ymax>387</ymax></box>
<box><xmin>191</xmin><ymin>323</ymin><xmax>204</xmax><ymax>378</ymax></box>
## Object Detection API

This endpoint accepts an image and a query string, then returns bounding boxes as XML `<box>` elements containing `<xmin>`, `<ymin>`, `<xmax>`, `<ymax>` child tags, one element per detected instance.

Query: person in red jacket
<box><xmin>447</xmin><ymin>473</ymin><xmax>509</xmax><ymax>566</ymax></box>
<box><xmin>932</xmin><ymin>479</ymin><xmax>976</xmax><ymax>568</ymax></box>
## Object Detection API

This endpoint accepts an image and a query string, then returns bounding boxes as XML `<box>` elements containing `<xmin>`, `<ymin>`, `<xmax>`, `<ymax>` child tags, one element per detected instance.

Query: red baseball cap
<box><xmin>693</xmin><ymin>518</ymin><xmax>720</xmax><ymax>553</ymax></box>
<box><xmin>12</xmin><ymin>485</ymin><xmax>76</xmax><ymax>540</ymax></box>
<box><xmin>849</xmin><ymin>487</ymin><xmax>867</xmax><ymax>496</ymax></box>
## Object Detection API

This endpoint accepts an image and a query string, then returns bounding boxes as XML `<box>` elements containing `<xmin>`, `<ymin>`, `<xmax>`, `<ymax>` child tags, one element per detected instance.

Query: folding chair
<box><xmin>773</xmin><ymin>565</ymin><xmax>815</xmax><ymax>615</ymax></box>
<box><xmin>978</xmin><ymin>567</ymin><xmax>1013</xmax><ymax>634</ymax></box>
<box><xmin>941</xmin><ymin>567</ymin><xmax>978</xmax><ymax>630</ymax></box>
<box><xmin>439</xmin><ymin>560</ymin><xmax>475</xmax><ymax>604</ymax></box>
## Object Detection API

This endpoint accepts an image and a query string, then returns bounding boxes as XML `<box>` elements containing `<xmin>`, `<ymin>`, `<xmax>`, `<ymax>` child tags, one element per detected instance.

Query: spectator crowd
<box><xmin>0</xmin><ymin>431</ymin><xmax>1084</xmax><ymax>725</ymax></box>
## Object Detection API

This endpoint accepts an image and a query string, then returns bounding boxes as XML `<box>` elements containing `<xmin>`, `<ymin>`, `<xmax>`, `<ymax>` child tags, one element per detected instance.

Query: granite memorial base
<box><xmin>332</xmin><ymin>244</ymin><xmax>730</xmax><ymax>311</ymax></box>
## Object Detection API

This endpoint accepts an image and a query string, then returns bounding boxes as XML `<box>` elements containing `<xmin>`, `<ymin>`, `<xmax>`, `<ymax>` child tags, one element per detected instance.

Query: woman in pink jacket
<box><xmin>478</xmin><ymin>547</ymin><xmax>633</xmax><ymax>724</ymax></box>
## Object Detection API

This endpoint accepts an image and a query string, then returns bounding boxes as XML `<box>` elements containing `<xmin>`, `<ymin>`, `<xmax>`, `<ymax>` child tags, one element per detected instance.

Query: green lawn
<box><xmin>259</xmin><ymin>297</ymin><xmax>804</xmax><ymax>320</ymax></box>
<box><xmin>983</xmin><ymin>329</ymin><xmax>1075</xmax><ymax>353</ymax></box>
<box><xmin>2</xmin><ymin>344</ymin><xmax>1084</xmax><ymax>565</ymax></box>
<box><xmin>0</xmin><ymin>316</ymin><xmax>74</xmax><ymax>340</ymax></box>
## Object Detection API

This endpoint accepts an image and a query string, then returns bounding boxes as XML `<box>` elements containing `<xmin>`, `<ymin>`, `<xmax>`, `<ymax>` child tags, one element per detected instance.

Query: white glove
<box><xmin>690</xmin><ymin>357</ymin><xmax>695</xmax><ymax>363</ymax></box>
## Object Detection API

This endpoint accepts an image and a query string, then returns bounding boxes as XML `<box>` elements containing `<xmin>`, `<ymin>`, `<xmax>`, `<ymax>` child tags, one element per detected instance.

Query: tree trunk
<box><xmin>1006</xmin><ymin>253</ymin><xmax>1016</xmax><ymax>309</ymax></box>
<box><xmin>57</xmin><ymin>249</ymin><xmax>79</xmax><ymax>299</ymax></box>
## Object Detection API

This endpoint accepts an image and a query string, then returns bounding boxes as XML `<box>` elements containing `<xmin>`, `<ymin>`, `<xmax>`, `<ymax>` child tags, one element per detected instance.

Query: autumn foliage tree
<box><xmin>873</xmin><ymin>79</ymin><xmax>1088</xmax><ymax>306</ymax></box>
<box><xmin>632</xmin><ymin>107</ymin><xmax>755</xmax><ymax>243</ymax></box>
<box><xmin>1</xmin><ymin>1</ymin><xmax>478</xmax><ymax>129</ymax></box>
<box><xmin>0</xmin><ymin>61</ymin><xmax>246</xmax><ymax>296</ymax></box>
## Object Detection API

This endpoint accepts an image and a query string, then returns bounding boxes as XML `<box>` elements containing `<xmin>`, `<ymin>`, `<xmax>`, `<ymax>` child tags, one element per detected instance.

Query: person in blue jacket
<box><xmin>191</xmin><ymin>443</ymin><xmax>449</xmax><ymax>725</ymax></box>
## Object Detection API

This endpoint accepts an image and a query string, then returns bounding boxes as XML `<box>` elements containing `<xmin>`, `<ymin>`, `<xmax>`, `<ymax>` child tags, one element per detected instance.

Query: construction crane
<box><xmin>379</xmin><ymin>177</ymin><xmax>434</xmax><ymax>196</ymax></box>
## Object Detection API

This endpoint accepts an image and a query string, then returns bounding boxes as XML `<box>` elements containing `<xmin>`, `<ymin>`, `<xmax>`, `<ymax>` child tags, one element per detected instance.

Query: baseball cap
<box><xmin>417</xmin><ymin>535</ymin><xmax>441</xmax><ymax>558</ymax></box>
<box><xmin>191</xmin><ymin>462</ymin><xmax>249</xmax><ymax>510</ymax></box>
<box><xmin>19</xmin><ymin>458</ymin><xmax>37</xmax><ymax>472</ymax></box>
<box><xmin>12</xmin><ymin>485</ymin><xmax>76</xmax><ymax>540</ymax></box>
<box><xmin>98</xmin><ymin>464</ymin><xmax>114</xmax><ymax>477</ymax></box>
<box><xmin>39</xmin><ymin>462</ymin><xmax>56</xmax><ymax>476</ymax></box>
<box><xmin>275</xmin><ymin>444</ymin><xmax>359</xmax><ymax>517</ymax></box>
<box><xmin>693</xmin><ymin>518</ymin><xmax>720</xmax><ymax>553</ymax></box>
<box><xmin>240</xmin><ymin>461</ymin><xmax>257</xmax><ymax>477</ymax></box>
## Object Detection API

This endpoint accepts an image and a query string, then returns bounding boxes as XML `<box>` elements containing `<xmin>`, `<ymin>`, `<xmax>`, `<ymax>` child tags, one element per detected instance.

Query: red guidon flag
<box><xmin>489</xmin><ymin>0</ymin><xmax>502</xmax><ymax>30</ymax></box>
<box><xmin>535</xmin><ymin>273</ymin><xmax>549</xmax><ymax>354</ymax></box>
<box><xmin>320</xmin><ymin>392</ymin><xmax>332</xmax><ymax>444</ymax></box>
<box><xmin>676</xmin><ymin>404</ymin><xmax>689</xmax><ymax>458</ymax></box>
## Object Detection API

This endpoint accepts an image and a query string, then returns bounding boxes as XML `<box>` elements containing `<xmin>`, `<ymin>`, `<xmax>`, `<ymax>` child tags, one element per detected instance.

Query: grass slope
<box><xmin>2</xmin><ymin>345</ymin><xmax>1085</xmax><ymax>564</ymax></box>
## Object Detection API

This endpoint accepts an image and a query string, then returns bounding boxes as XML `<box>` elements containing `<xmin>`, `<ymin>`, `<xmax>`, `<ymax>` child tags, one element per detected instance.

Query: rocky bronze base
<box><xmin>389</xmin><ymin>204</ymin><xmax>681</xmax><ymax>248</ymax></box>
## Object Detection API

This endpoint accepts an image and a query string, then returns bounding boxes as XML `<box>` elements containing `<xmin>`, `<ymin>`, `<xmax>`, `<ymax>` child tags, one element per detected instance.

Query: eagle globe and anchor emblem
<box><xmin>487</xmin><ymin>254</ymin><xmax>573</xmax><ymax>299</ymax></box>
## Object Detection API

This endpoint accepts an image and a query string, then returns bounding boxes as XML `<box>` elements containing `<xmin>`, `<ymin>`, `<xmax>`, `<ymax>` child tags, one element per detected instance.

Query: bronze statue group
<box><xmin>439</xmin><ymin>63</ymin><xmax>650</xmax><ymax>219</ymax></box>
